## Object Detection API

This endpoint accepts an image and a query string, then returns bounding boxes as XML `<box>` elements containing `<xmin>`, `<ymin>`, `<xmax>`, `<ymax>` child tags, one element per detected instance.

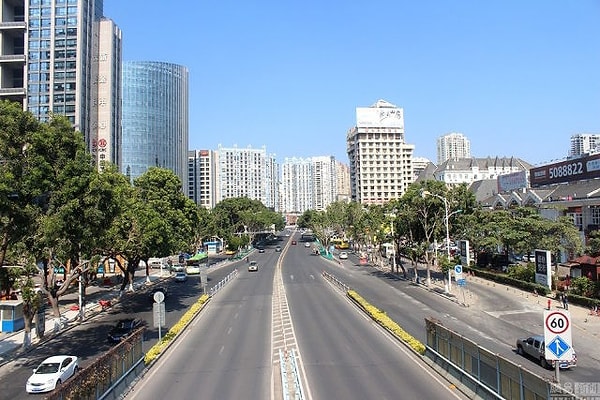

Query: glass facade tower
<box><xmin>121</xmin><ymin>61</ymin><xmax>189</xmax><ymax>192</ymax></box>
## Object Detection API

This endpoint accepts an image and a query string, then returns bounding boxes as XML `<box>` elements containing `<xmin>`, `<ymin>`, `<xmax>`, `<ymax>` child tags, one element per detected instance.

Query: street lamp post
<box><xmin>389</xmin><ymin>214</ymin><xmax>396</xmax><ymax>274</ymax></box>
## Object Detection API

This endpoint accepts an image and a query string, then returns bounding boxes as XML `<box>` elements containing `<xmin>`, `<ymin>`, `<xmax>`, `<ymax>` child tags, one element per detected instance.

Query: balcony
<box><xmin>0</xmin><ymin>21</ymin><xmax>26</xmax><ymax>30</ymax></box>
<box><xmin>0</xmin><ymin>54</ymin><xmax>25</xmax><ymax>63</ymax></box>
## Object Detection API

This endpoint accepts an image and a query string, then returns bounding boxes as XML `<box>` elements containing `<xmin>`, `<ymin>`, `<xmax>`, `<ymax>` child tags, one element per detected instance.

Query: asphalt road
<box><xmin>320</xmin><ymin>253</ymin><xmax>600</xmax><ymax>384</ymax></box>
<box><xmin>281</xmin><ymin>244</ymin><xmax>466</xmax><ymax>400</ymax></box>
<box><xmin>0</xmin><ymin>261</ymin><xmax>240</xmax><ymax>399</ymax></box>
<box><xmin>126</xmin><ymin>239</ymin><xmax>467</xmax><ymax>400</ymax></box>
<box><xmin>125</xmin><ymin>255</ymin><xmax>275</xmax><ymax>400</ymax></box>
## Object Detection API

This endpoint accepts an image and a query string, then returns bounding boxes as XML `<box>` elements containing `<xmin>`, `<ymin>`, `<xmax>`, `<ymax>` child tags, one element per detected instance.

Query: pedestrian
<box><xmin>563</xmin><ymin>294</ymin><xmax>569</xmax><ymax>310</ymax></box>
<box><xmin>246</xmin><ymin>256</ymin><xmax>249</xmax><ymax>264</ymax></box>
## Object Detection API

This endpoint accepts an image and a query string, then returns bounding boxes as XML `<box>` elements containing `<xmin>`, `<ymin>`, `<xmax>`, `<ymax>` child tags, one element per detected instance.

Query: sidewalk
<box><xmin>0</xmin><ymin>269</ymin><xmax>169</xmax><ymax>365</ymax></box>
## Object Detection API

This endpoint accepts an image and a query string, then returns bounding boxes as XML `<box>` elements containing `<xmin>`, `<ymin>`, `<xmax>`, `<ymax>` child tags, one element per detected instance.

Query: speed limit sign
<box><xmin>543</xmin><ymin>310</ymin><xmax>573</xmax><ymax>361</ymax></box>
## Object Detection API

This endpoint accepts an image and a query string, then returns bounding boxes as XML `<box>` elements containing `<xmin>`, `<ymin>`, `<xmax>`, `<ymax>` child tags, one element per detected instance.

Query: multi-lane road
<box><xmin>1</xmin><ymin>232</ymin><xmax>598</xmax><ymax>399</ymax></box>
<box><xmin>126</xmin><ymin>239</ymin><xmax>465</xmax><ymax>400</ymax></box>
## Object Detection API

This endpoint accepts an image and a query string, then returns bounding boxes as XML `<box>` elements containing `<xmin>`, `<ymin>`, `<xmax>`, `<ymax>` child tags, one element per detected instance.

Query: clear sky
<box><xmin>104</xmin><ymin>0</ymin><xmax>599</xmax><ymax>167</ymax></box>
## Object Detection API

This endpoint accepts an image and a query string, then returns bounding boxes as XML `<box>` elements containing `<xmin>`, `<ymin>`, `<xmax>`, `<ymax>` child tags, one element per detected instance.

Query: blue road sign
<box><xmin>454</xmin><ymin>265</ymin><xmax>463</xmax><ymax>275</ymax></box>
<box><xmin>546</xmin><ymin>336</ymin><xmax>571</xmax><ymax>359</ymax></box>
<box><xmin>457</xmin><ymin>278</ymin><xmax>467</xmax><ymax>287</ymax></box>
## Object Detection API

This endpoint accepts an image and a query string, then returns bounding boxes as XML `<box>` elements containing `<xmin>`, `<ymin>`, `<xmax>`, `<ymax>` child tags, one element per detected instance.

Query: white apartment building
<box><xmin>346</xmin><ymin>99</ymin><xmax>415</xmax><ymax>205</ymax></box>
<box><xmin>188</xmin><ymin>149</ymin><xmax>217</xmax><ymax>209</ymax></box>
<box><xmin>437</xmin><ymin>132</ymin><xmax>471</xmax><ymax>164</ymax></box>
<box><xmin>412</xmin><ymin>156</ymin><xmax>431</xmax><ymax>182</ymax></box>
<box><xmin>215</xmin><ymin>145</ymin><xmax>278</xmax><ymax>210</ymax></box>
<box><xmin>569</xmin><ymin>133</ymin><xmax>600</xmax><ymax>157</ymax></box>
<box><xmin>281</xmin><ymin>157</ymin><xmax>313</xmax><ymax>214</ymax></box>
<box><xmin>312</xmin><ymin>156</ymin><xmax>337</xmax><ymax>211</ymax></box>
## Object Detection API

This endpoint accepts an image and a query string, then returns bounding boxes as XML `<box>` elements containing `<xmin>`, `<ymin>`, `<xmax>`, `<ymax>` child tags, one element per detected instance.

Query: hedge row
<box><xmin>144</xmin><ymin>294</ymin><xmax>210</xmax><ymax>365</ymax></box>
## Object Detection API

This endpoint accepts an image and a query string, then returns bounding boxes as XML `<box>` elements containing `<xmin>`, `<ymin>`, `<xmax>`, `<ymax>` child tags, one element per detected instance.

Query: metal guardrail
<box><xmin>322</xmin><ymin>270</ymin><xmax>350</xmax><ymax>292</ymax></box>
<box><xmin>209</xmin><ymin>269</ymin><xmax>238</xmax><ymax>297</ymax></box>
<box><xmin>279</xmin><ymin>348</ymin><xmax>305</xmax><ymax>400</ymax></box>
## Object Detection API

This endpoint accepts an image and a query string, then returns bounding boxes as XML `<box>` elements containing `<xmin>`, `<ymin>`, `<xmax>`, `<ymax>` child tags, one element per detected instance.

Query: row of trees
<box><xmin>297</xmin><ymin>179</ymin><xmax>583</xmax><ymax>287</ymax></box>
<box><xmin>0</xmin><ymin>100</ymin><xmax>284</xmax><ymax>347</ymax></box>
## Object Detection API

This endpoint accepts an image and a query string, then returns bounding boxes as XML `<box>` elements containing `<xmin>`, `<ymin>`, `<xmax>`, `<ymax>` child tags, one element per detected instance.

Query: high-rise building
<box><xmin>569</xmin><ymin>133</ymin><xmax>600</xmax><ymax>157</ymax></box>
<box><xmin>412</xmin><ymin>156</ymin><xmax>431</xmax><ymax>181</ymax></box>
<box><xmin>91</xmin><ymin>18</ymin><xmax>122</xmax><ymax>172</ymax></box>
<box><xmin>188</xmin><ymin>149</ymin><xmax>217</xmax><ymax>209</ymax></box>
<box><xmin>215</xmin><ymin>145</ymin><xmax>278</xmax><ymax>210</ymax></box>
<box><xmin>437</xmin><ymin>132</ymin><xmax>471</xmax><ymax>164</ymax></box>
<box><xmin>281</xmin><ymin>157</ymin><xmax>313</xmax><ymax>214</ymax></box>
<box><xmin>335</xmin><ymin>160</ymin><xmax>351</xmax><ymax>202</ymax></box>
<box><xmin>312</xmin><ymin>156</ymin><xmax>337</xmax><ymax>211</ymax></box>
<box><xmin>121</xmin><ymin>61</ymin><xmax>189</xmax><ymax>192</ymax></box>
<box><xmin>0</xmin><ymin>0</ymin><xmax>121</xmax><ymax>169</ymax></box>
<box><xmin>346</xmin><ymin>99</ymin><xmax>414</xmax><ymax>205</ymax></box>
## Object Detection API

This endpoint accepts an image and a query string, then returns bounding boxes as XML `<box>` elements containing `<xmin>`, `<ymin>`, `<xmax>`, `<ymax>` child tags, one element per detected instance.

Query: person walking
<box><xmin>562</xmin><ymin>293</ymin><xmax>569</xmax><ymax>310</ymax></box>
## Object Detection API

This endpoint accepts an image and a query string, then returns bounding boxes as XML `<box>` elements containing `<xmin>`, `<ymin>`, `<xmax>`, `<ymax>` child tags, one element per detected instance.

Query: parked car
<box><xmin>174</xmin><ymin>272</ymin><xmax>188</xmax><ymax>282</ymax></box>
<box><xmin>248</xmin><ymin>260</ymin><xmax>259</xmax><ymax>272</ymax></box>
<box><xmin>516</xmin><ymin>334</ymin><xmax>577</xmax><ymax>369</ymax></box>
<box><xmin>108</xmin><ymin>318</ymin><xmax>143</xmax><ymax>343</ymax></box>
<box><xmin>339</xmin><ymin>251</ymin><xmax>348</xmax><ymax>259</ymax></box>
<box><xmin>26</xmin><ymin>355</ymin><xmax>79</xmax><ymax>393</ymax></box>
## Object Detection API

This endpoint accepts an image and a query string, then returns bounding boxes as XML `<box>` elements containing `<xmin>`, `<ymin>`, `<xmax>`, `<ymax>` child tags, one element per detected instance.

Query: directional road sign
<box><xmin>543</xmin><ymin>310</ymin><xmax>573</xmax><ymax>361</ymax></box>
<box><xmin>454</xmin><ymin>265</ymin><xmax>463</xmax><ymax>281</ymax></box>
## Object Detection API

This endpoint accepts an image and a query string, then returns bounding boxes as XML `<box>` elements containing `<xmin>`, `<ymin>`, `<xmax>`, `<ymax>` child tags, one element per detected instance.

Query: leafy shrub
<box><xmin>506</xmin><ymin>263</ymin><xmax>535</xmax><ymax>282</ymax></box>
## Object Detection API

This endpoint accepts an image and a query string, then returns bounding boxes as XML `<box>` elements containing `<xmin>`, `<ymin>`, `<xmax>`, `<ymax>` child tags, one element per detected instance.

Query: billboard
<box><xmin>356</xmin><ymin>107</ymin><xmax>404</xmax><ymax>128</ymax></box>
<box><xmin>534</xmin><ymin>249</ymin><xmax>552</xmax><ymax>289</ymax></box>
<box><xmin>530</xmin><ymin>153</ymin><xmax>600</xmax><ymax>187</ymax></box>
<box><xmin>497</xmin><ymin>170</ymin><xmax>528</xmax><ymax>192</ymax></box>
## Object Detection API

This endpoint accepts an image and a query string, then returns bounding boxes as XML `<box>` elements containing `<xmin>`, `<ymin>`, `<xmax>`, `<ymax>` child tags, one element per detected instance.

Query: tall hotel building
<box><xmin>121</xmin><ymin>61</ymin><xmax>189</xmax><ymax>192</ymax></box>
<box><xmin>188</xmin><ymin>149</ymin><xmax>217</xmax><ymax>209</ymax></box>
<box><xmin>216</xmin><ymin>145</ymin><xmax>279</xmax><ymax>211</ymax></box>
<box><xmin>437</xmin><ymin>132</ymin><xmax>471</xmax><ymax>164</ymax></box>
<box><xmin>0</xmin><ymin>0</ymin><xmax>122</xmax><ymax>170</ymax></box>
<box><xmin>346</xmin><ymin>100</ymin><xmax>414</xmax><ymax>205</ymax></box>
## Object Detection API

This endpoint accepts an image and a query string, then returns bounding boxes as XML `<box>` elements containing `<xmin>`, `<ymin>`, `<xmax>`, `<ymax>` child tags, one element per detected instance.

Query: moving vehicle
<box><xmin>174</xmin><ymin>272</ymin><xmax>187</xmax><ymax>282</ymax></box>
<box><xmin>185</xmin><ymin>265</ymin><xmax>201</xmax><ymax>275</ymax></box>
<box><xmin>275</xmin><ymin>246</ymin><xmax>282</xmax><ymax>252</ymax></box>
<box><xmin>339</xmin><ymin>251</ymin><xmax>348</xmax><ymax>259</ymax></box>
<box><xmin>304</xmin><ymin>242</ymin><xmax>311</xmax><ymax>248</ymax></box>
<box><xmin>26</xmin><ymin>355</ymin><xmax>79</xmax><ymax>393</ymax></box>
<box><xmin>248</xmin><ymin>261</ymin><xmax>259</xmax><ymax>272</ymax></box>
<box><xmin>291</xmin><ymin>240</ymin><xmax>297</xmax><ymax>245</ymax></box>
<box><xmin>516</xmin><ymin>335</ymin><xmax>577</xmax><ymax>369</ymax></box>
<box><xmin>108</xmin><ymin>318</ymin><xmax>143</xmax><ymax>343</ymax></box>
<box><xmin>257</xmin><ymin>246</ymin><xmax>265</xmax><ymax>253</ymax></box>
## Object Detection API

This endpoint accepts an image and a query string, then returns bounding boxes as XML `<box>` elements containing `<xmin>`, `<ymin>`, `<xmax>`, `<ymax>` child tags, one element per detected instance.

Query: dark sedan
<box><xmin>107</xmin><ymin>318</ymin><xmax>143</xmax><ymax>343</ymax></box>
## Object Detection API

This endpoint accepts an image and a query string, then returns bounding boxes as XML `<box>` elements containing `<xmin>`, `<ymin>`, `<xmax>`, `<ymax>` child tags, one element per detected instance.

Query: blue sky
<box><xmin>105</xmin><ymin>0</ymin><xmax>599</xmax><ymax>166</ymax></box>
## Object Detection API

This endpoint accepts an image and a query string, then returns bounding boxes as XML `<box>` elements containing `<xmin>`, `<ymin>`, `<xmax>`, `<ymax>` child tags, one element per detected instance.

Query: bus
<box><xmin>331</xmin><ymin>238</ymin><xmax>349</xmax><ymax>249</ymax></box>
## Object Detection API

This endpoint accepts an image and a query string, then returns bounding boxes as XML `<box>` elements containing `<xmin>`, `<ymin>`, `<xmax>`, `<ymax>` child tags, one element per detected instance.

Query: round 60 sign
<box><xmin>545</xmin><ymin>311</ymin><xmax>570</xmax><ymax>335</ymax></box>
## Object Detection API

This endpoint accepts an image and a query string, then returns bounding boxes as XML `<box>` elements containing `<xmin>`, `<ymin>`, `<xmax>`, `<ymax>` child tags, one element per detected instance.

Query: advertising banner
<box><xmin>534</xmin><ymin>249</ymin><xmax>552</xmax><ymax>289</ymax></box>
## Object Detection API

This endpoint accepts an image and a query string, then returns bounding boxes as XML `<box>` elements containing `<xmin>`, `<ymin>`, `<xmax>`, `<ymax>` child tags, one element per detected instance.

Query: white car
<box><xmin>339</xmin><ymin>251</ymin><xmax>348</xmax><ymax>259</ymax></box>
<box><xmin>248</xmin><ymin>260</ymin><xmax>259</xmax><ymax>272</ymax></box>
<box><xmin>26</xmin><ymin>355</ymin><xmax>79</xmax><ymax>393</ymax></box>
<box><xmin>304</xmin><ymin>242</ymin><xmax>311</xmax><ymax>248</ymax></box>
